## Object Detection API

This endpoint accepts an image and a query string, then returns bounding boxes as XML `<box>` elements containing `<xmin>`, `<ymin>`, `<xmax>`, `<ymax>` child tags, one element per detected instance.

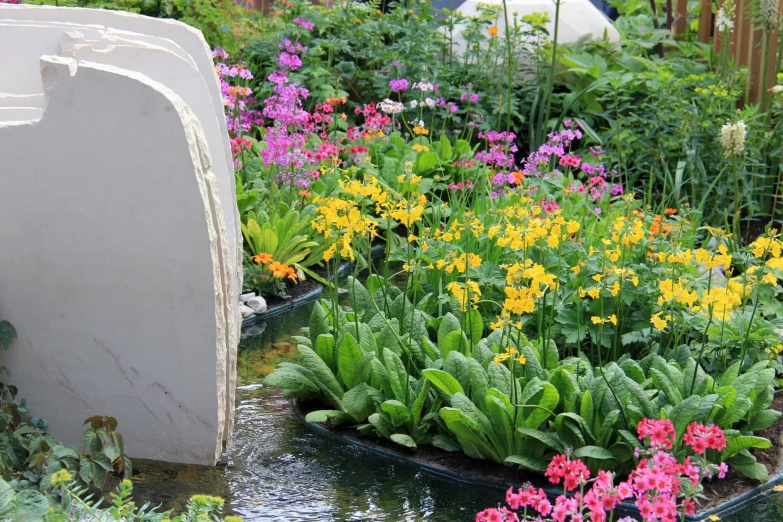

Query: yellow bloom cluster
<box><xmin>312</xmin><ymin>196</ymin><xmax>377</xmax><ymax>261</ymax></box>
<box><xmin>446</xmin><ymin>280</ymin><xmax>481</xmax><ymax>312</ymax></box>
<box><xmin>493</xmin><ymin>346</ymin><xmax>526</xmax><ymax>365</ymax></box>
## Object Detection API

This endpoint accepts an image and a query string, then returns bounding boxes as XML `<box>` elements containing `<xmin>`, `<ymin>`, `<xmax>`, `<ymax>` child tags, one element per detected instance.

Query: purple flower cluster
<box><xmin>213</xmin><ymin>48</ymin><xmax>263</xmax><ymax>137</ymax></box>
<box><xmin>389</xmin><ymin>78</ymin><xmax>409</xmax><ymax>92</ymax></box>
<box><xmin>294</xmin><ymin>17</ymin><xmax>314</xmax><ymax>30</ymax></box>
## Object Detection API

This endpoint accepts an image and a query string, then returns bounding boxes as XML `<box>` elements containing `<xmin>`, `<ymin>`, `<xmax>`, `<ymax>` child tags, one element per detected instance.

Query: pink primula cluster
<box><xmin>476</xmin><ymin>419</ymin><xmax>729</xmax><ymax>522</ymax></box>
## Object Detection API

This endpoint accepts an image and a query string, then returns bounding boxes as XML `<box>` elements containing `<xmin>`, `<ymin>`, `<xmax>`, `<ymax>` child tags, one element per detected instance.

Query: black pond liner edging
<box><xmin>241</xmin><ymin>244</ymin><xmax>387</xmax><ymax>327</ymax></box>
<box><xmin>289</xmin><ymin>399</ymin><xmax>783</xmax><ymax>521</ymax></box>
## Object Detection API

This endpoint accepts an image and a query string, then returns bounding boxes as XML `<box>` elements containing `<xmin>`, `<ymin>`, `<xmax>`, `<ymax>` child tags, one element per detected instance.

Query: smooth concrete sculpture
<box><xmin>0</xmin><ymin>5</ymin><xmax>240</xmax><ymax>440</ymax></box>
<box><xmin>0</xmin><ymin>56</ymin><xmax>227</xmax><ymax>464</ymax></box>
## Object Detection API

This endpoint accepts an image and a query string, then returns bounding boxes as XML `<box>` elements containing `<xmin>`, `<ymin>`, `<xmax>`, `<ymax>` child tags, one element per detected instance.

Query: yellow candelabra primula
<box><xmin>446</xmin><ymin>280</ymin><xmax>481</xmax><ymax>312</ymax></box>
<box><xmin>311</xmin><ymin>196</ymin><xmax>378</xmax><ymax>262</ymax></box>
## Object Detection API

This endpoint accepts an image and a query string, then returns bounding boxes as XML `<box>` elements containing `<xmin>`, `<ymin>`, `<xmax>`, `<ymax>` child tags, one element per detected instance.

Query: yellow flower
<box><xmin>607</xmin><ymin>314</ymin><xmax>617</xmax><ymax>325</ymax></box>
<box><xmin>650</xmin><ymin>312</ymin><xmax>670</xmax><ymax>330</ymax></box>
<box><xmin>592</xmin><ymin>274</ymin><xmax>602</xmax><ymax>283</ymax></box>
<box><xmin>571</xmin><ymin>266</ymin><xmax>581</xmax><ymax>275</ymax></box>
<box><xmin>708</xmin><ymin>516</ymin><xmax>721</xmax><ymax>521</ymax></box>
<box><xmin>488</xmin><ymin>25</ymin><xmax>499</xmax><ymax>37</ymax></box>
<box><xmin>51</xmin><ymin>469</ymin><xmax>73</xmax><ymax>486</ymax></box>
<box><xmin>411</xmin><ymin>144</ymin><xmax>430</xmax><ymax>153</ymax></box>
<box><xmin>591</xmin><ymin>316</ymin><xmax>603</xmax><ymax>325</ymax></box>
<box><xmin>774</xmin><ymin>485</ymin><xmax>783</xmax><ymax>492</ymax></box>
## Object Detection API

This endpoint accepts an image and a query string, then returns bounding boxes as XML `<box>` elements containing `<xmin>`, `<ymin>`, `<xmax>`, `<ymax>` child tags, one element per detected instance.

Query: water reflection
<box><xmin>128</xmin><ymin>300</ymin><xmax>777</xmax><ymax>521</ymax></box>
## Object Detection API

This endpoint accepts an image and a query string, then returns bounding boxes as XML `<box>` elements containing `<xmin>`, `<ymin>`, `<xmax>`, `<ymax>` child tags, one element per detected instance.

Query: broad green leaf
<box><xmin>432</xmin><ymin>434</ymin><xmax>461</xmax><ymax>452</ymax></box>
<box><xmin>438</xmin><ymin>313</ymin><xmax>461</xmax><ymax>352</ymax></box>
<box><xmin>722</xmin><ymin>435</ymin><xmax>771</xmax><ymax>459</ymax></box>
<box><xmin>462</xmin><ymin>308</ymin><xmax>483</xmax><ymax>346</ymax></box>
<box><xmin>343</xmin><ymin>383</ymin><xmax>381</xmax><ymax>422</ymax></box>
<box><xmin>381</xmin><ymin>400</ymin><xmax>410</xmax><ymax>427</ymax></box>
<box><xmin>668</xmin><ymin>396</ymin><xmax>700</xmax><ymax>443</ymax></box>
<box><xmin>506</xmin><ymin>455</ymin><xmax>549</xmax><ymax>472</ymax></box>
<box><xmin>442</xmin><ymin>330</ymin><xmax>470</xmax><ymax>359</ymax></box>
<box><xmin>338</xmin><ymin>333</ymin><xmax>364</xmax><ymax>389</ymax></box>
<box><xmin>422</xmin><ymin>369</ymin><xmax>464</xmax><ymax>398</ymax></box>
<box><xmin>748</xmin><ymin>409</ymin><xmax>783</xmax><ymax>431</ymax></box>
<box><xmin>305</xmin><ymin>410</ymin><xmax>352</xmax><ymax>425</ymax></box>
<box><xmin>0</xmin><ymin>479</ymin><xmax>14</xmax><ymax>519</ymax></box>
<box><xmin>314</xmin><ymin>334</ymin><xmax>336</xmax><ymax>373</ymax></box>
<box><xmin>390</xmin><ymin>433</ymin><xmax>417</xmax><ymax>449</ymax></box>
<box><xmin>383</xmin><ymin>348</ymin><xmax>409</xmax><ymax>404</ymax></box>
<box><xmin>13</xmin><ymin>490</ymin><xmax>48</xmax><ymax>522</ymax></box>
<box><xmin>264</xmin><ymin>367</ymin><xmax>319</xmax><ymax>392</ymax></box>
<box><xmin>518</xmin><ymin>378</ymin><xmax>559</xmax><ymax>429</ymax></box>
<box><xmin>487</xmin><ymin>362</ymin><xmax>512</xmax><ymax>397</ymax></box>
<box><xmin>574</xmin><ymin>445</ymin><xmax>615</xmax><ymax>460</ymax></box>
<box><xmin>309</xmin><ymin>302</ymin><xmax>331</xmax><ymax>347</ymax></box>
<box><xmin>485</xmin><ymin>391</ymin><xmax>514</xmax><ymax>457</ymax></box>
<box><xmin>651</xmin><ymin>368</ymin><xmax>682</xmax><ymax>406</ymax></box>
<box><xmin>439</xmin><ymin>408</ymin><xmax>499</xmax><ymax>461</ymax></box>
<box><xmin>517</xmin><ymin>427</ymin><xmax>565</xmax><ymax>452</ymax></box>
<box><xmin>299</xmin><ymin>345</ymin><xmax>344</xmax><ymax>399</ymax></box>
<box><xmin>368</xmin><ymin>413</ymin><xmax>393</xmax><ymax>438</ymax></box>
<box><xmin>346</xmin><ymin>276</ymin><xmax>373</xmax><ymax>316</ymax></box>
<box><xmin>444</xmin><ymin>351</ymin><xmax>471</xmax><ymax>391</ymax></box>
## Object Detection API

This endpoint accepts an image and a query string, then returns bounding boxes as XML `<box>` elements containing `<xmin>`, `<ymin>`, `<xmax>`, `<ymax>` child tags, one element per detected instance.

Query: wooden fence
<box><xmin>672</xmin><ymin>0</ymin><xmax>782</xmax><ymax>104</ymax></box>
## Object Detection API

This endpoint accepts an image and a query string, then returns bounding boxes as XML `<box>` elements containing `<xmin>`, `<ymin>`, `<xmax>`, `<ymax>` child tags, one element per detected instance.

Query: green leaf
<box><xmin>722</xmin><ymin>435</ymin><xmax>771</xmax><ymax>459</ymax></box>
<box><xmin>726</xmin><ymin>453</ymin><xmax>769</xmax><ymax>481</ymax></box>
<box><xmin>0</xmin><ymin>321</ymin><xmax>16</xmax><ymax>351</ymax></box>
<box><xmin>309</xmin><ymin>302</ymin><xmax>331</xmax><ymax>347</ymax></box>
<box><xmin>517</xmin><ymin>427</ymin><xmax>565</xmax><ymax>452</ymax></box>
<box><xmin>264</xmin><ymin>367</ymin><xmax>319</xmax><ymax>392</ymax></box>
<box><xmin>338</xmin><ymin>333</ymin><xmax>364</xmax><ymax>389</ymax></box>
<box><xmin>314</xmin><ymin>334</ymin><xmax>336</xmax><ymax>373</ymax></box>
<box><xmin>518</xmin><ymin>378</ymin><xmax>559</xmax><ymax>430</ymax></box>
<box><xmin>422</xmin><ymin>369</ymin><xmax>465</xmax><ymax>398</ymax></box>
<box><xmin>414</xmin><ymin>151</ymin><xmax>439</xmax><ymax>173</ymax></box>
<box><xmin>439</xmin><ymin>408</ymin><xmax>499</xmax><ymax>461</ymax></box>
<box><xmin>462</xmin><ymin>308</ymin><xmax>483</xmax><ymax>346</ymax></box>
<box><xmin>383</xmin><ymin>348</ymin><xmax>409</xmax><ymax>404</ymax></box>
<box><xmin>444</xmin><ymin>351</ymin><xmax>471</xmax><ymax>391</ymax></box>
<box><xmin>381</xmin><ymin>400</ymin><xmax>410</xmax><ymax>427</ymax></box>
<box><xmin>367</xmin><ymin>413</ymin><xmax>393</xmax><ymax>438</ymax></box>
<box><xmin>304</xmin><ymin>410</ymin><xmax>352</xmax><ymax>425</ymax></box>
<box><xmin>13</xmin><ymin>490</ymin><xmax>48</xmax><ymax>522</ymax></box>
<box><xmin>574</xmin><ymin>445</ymin><xmax>616</xmax><ymax>460</ymax></box>
<box><xmin>390</xmin><ymin>433</ymin><xmax>417</xmax><ymax>449</ymax></box>
<box><xmin>668</xmin><ymin>395</ymin><xmax>700</xmax><ymax>443</ymax></box>
<box><xmin>0</xmin><ymin>479</ymin><xmax>15</xmax><ymax>519</ymax></box>
<box><xmin>432</xmin><ymin>434</ymin><xmax>461</xmax><ymax>452</ymax></box>
<box><xmin>505</xmin><ymin>455</ymin><xmax>549</xmax><ymax>472</ymax></box>
<box><xmin>346</xmin><ymin>276</ymin><xmax>373</xmax><ymax>316</ymax></box>
<box><xmin>748</xmin><ymin>409</ymin><xmax>783</xmax><ymax>432</ymax></box>
<box><xmin>487</xmin><ymin>362</ymin><xmax>512</xmax><ymax>397</ymax></box>
<box><xmin>343</xmin><ymin>383</ymin><xmax>381</xmax><ymax>422</ymax></box>
<box><xmin>438</xmin><ymin>313</ymin><xmax>461</xmax><ymax>352</ymax></box>
<box><xmin>651</xmin><ymin>368</ymin><xmax>682</xmax><ymax>406</ymax></box>
<box><xmin>441</xmin><ymin>330</ymin><xmax>469</xmax><ymax>359</ymax></box>
<box><xmin>299</xmin><ymin>345</ymin><xmax>344</xmax><ymax>399</ymax></box>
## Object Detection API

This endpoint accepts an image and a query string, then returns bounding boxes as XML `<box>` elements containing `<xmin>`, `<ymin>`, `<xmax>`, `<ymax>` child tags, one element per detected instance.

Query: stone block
<box><xmin>0</xmin><ymin>56</ymin><xmax>227</xmax><ymax>464</ymax></box>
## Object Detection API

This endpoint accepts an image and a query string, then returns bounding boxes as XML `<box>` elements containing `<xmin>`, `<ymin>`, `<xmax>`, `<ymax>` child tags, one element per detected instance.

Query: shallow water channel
<box><xmin>127</xmin><ymin>301</ymin><xmax>783</xmax><ymax>521</ymax></box>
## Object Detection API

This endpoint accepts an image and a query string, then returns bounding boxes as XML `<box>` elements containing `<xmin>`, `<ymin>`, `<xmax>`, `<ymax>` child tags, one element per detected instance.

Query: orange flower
<box><xmin>268</xmin><ymin>261</ymin><xmax>298</xmax><ymax>280</ymax></box>
<box><xmin>510</xmin><ymin>171</ymin><xmax>524</xmax><ymax>184</ymax></box>
<box><xmin>650</xmin><ymin>215</ymin><xmax>672</xmax><ymax>237</ymax></box>
<box><xmin>664</xmin><ymin>208</ymin><xmax>677</xmax><ymax>215</ymax></box>
<box><xmin>488</xmin><ymin>26</ymin><xmax>499</xmax><ymax>37</ymax></box>
<box><xmin>252</xmin><ymin>253</ymin><xmax>273</xmax><ymax>264</ymax></box>
<box><xmin>326</xmin><ymin>97</ymin><xmax>347</xmax><ymax>106</ymax></box>
<box><xmin>299</xmin><ymin>190</ymin><xmax>312</xmax><ymax>198</ymax></box>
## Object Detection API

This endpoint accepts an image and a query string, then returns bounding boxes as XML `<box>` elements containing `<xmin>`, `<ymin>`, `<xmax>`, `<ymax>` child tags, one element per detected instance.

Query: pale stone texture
<box><xmin>0</xmin><ymin>5</ymin><xmax>239</xmax><ymax>442</ymax></box>
<box><xmin>0</xmin><ymin>56</ymin><xmax>226</xmax><ymax>464</ymax></box>
<box><xmin>450</xmin><ymin>0</ymin><xmax>620</xmax><ymax>55</ymax></box>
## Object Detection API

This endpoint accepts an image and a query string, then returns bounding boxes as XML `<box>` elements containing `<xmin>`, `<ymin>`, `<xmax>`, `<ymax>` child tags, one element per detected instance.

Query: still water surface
<box><xmin>128</xmin><ymin>302</ymin><xmax>782</xmax><ymax>521</ymax></box>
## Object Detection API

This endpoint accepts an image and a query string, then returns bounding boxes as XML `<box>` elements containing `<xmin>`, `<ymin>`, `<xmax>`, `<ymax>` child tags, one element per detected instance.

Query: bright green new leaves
<box><xmin>338</xmin><ymin>334</ymin><xmax>364</xmax><ymax>389</ymax></box>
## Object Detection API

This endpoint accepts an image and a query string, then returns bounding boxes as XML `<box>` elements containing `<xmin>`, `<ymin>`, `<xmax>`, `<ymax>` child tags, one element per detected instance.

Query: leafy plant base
<box><xmin>291</xmin><ymin>397</ymin><xmax>783</xmax><ymax>521</ymax></box>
